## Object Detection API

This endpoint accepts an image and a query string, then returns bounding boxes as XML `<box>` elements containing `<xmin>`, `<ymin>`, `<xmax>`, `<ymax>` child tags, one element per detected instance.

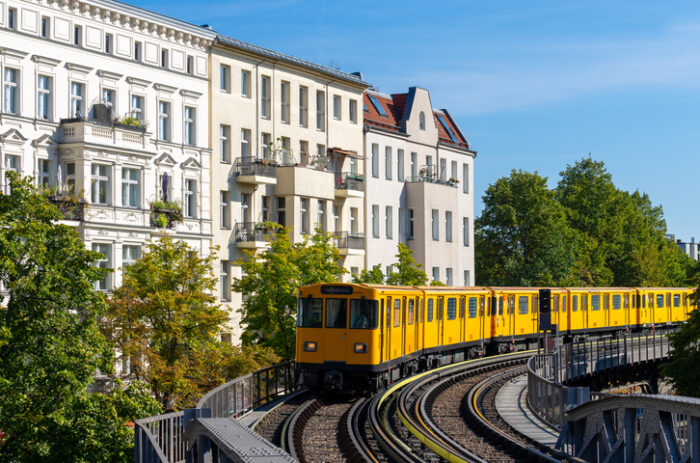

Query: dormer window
<box><xmin>419</xmin><ymin>111</ymin><xmax>426</xmax><ymax>130</ymax></box>
<box><xmin>368</xmin><ymin>94</ymin><xmax>388</xmax><ymax>117</ymax></box>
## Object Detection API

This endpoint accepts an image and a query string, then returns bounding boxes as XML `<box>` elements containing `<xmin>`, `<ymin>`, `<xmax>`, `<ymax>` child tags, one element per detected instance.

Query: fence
<box><xmin>134</xmin><ymin>361</ymin><xmax>299</xmax><ymax>463</ymax></box>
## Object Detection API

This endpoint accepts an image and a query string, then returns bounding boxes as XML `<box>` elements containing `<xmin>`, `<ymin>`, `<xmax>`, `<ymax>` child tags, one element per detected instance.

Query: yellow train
<box><xmin>295</xmin><ymin>283</ymin><xmax>696</xmax><ymax>392</ymax></box>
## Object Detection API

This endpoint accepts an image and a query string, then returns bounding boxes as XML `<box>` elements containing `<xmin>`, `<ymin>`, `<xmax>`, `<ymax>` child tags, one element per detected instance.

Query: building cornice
<box><xmin>97</xmin><ymin>69</ymin><xmax>123</xmax><ymax>80</ymax></box>
<box><xmin>1</xmin><ymin>47</ymin><xmax>29</xmax><ymax>59</ymax></box>
<box><xmin>32</xmin><ymin>55</ymin><xmax>62</xmax><ymax>66</ymax></box>
<box><xmin>126</xmin><ymin>76</ymin><xmax>151</xmax><ymax>87</ymax></box>
<box><xmin>65</xmin><ymin>62</ymin><xmax>94</xmax><ymax>73</ymax></box>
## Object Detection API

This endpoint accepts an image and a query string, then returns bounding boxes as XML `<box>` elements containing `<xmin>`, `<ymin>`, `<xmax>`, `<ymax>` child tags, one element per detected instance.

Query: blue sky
<box><xmin>134</xmin><ymin>0</ymin><xmax>700</xmax><ymax>241</ymax></box>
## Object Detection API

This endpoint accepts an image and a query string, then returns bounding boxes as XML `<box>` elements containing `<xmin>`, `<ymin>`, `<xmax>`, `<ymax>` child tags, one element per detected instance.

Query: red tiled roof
<box><xmin>363</xmin><ymin>91</ymin><xmax>469</xmax><ymax>150</ymax></box>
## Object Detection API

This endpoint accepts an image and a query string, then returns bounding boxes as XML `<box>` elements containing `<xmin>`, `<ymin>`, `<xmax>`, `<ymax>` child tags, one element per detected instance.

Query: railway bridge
<box><xmin>135</xmin><ymin>332</ymin><xmax>700</xmax><ymax>463</ymax></box>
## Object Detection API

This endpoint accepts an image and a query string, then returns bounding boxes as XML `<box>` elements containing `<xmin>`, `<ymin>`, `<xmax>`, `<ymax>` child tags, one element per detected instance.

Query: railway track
<box><xmin>265</xmin><ymin>351</ymin><xmax>573</xmax><ymax>462</ymax></box>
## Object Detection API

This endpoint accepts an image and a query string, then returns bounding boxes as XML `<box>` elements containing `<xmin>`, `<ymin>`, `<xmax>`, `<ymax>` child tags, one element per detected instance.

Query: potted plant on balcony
<box><xmin>46</xmin><ymin>186</ymin><xmax>87</xmax><ymax>221</ymax></box>
<box><xmin>150</xmin><ymin>199</ymin><xmax>183</xmax><ymax>228</ymax></box>
<box><xmin>448</xmin><ymin>177</ymin><xmax>460</xmax><ymax>186</ymax></box>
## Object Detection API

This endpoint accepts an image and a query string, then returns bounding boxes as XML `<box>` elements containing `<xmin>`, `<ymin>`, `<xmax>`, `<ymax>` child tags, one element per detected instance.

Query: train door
<box><xmin>379</xmin><ymin>298</ymin><xmax>385</xmax><ymax>364</ymax></box>
<box><xmin>479</xmin><ymin>296</ymin><xmax>486</xmax><ymax>343</ymax></box>
<box><xmin>666</xmin><ymin>292</ymin><xmax>672</xmax><ymax>323</ymax></box>
<box><xmin>604</xmin><ymin>293</ymin><xmax>610</xmax><ymax>328</ymax></box>
<box><xmin>385</xmin><ymin>297</ymin><xmax>391</xmax><ymax>362</ymax></box>
<box><xmin>507</xmin><ymin>295</ymin><xmax>515</xmax><ymax>339</ymax></box>
<box><xmin>437</xmin><ymin>297</ymin><xmax>445</xmax><ymax>346</ymax></box>
<box><xmin>401</xmin><ymin>297</ymin><xmax>407</xmax><ymax>357</ymax></box>
<box><xmin>323</xmin><ymin>297</ymin><xmax>348</xmax><ymax>364</ymax></box>
<box><xmin>459</xmin><ymin>296</ymin><xmax>466</xmax><ymax>342</ymax></box>
<box><xmin>581</xmin><ymin>294</ymin><xmax>589</xmax><ymax>330</ymax></box>
<box><xmin>413</xmin><ymin>297</ymin><xmax>420</xmax><ymax>351</ymax></box>
<box><xmin>648</xmin><ymin>293</ymin><xmax>655</xmax><ymax>325</ymax></box>
<box><xmin>531</xmin><ymin>294</ymin><xmax>539</xmax><ymax>335</ymax></box>
<box><xmin>392</xmin><ymin>298</ymin><xmax>402</xmax><ymax>358</ymax></box>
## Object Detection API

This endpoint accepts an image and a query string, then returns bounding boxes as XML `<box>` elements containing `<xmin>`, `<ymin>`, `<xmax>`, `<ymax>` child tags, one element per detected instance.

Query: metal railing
<box><xmin>233</xmin><ymin>222</ymin><xmax>274</xmax><ymax>243</ymax></box>
<box><xmin>48</xmin><ymin>196</ymin><xmax>85</xmax><ymax>221</ymax></box>
<box><xmin>527</xmin><ymin>332</ymin><xmax>673</xmax><ymax>429</ymax></box>
<box><xmin>335</xmin><ymin>231</ymin><xmax>365</xmax><ymax>249</ymax></box>
<box><xmin>335</xmin><ymin>173</ymin><xmax>364</xmax><ymax>191</ymax></box>
<box><xmin>234</xmin><ymin>157</ymin><xmax>277</xmax><ymax>178</ymax></box>
<box><xmin>135</xmin><ymin>361</ymin><xmax>299</xmax><ymax>463</ymax></box>
<box><xmin>405</xmin><ymin>175</ymin><xmax>458</xmax><ymax>187</ymax></box>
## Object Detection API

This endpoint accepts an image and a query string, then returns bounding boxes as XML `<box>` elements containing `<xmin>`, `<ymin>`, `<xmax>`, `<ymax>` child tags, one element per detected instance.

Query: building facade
<box><xmin>676</xmin><ymin>237</ymin><xmax>700</xmax><ymax>261</ymax></box>
<box><xmin>209</xmin><ymin>36</ymin><xmax>369</xmax><ymax>341</ymax></box>
<box><xmin>363</xmin><ymin>87</ymin><xmax>475</xmax><ymax>286</ymax></box>
<box><xmin>0</xmin><ymin>0</ymin><xmax>215</xmax><ymax>293</ymax></box>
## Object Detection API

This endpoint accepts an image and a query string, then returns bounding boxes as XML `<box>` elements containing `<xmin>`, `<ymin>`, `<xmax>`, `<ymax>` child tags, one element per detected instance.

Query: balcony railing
<box><xmin>233</xmin><ymin>157</ymin><xmax>277</xmax><ymax>178</ymax></box>
<box><xmin>48</xmin><ymin>195</ymin><xmax>85</xmax><ymax>221</ymax></box>
<box><xmin>335</xmin><ymin>231</ymin><xmax>365</xmax><ymax>249</ymax></box>
<box><xmin>405</xmin><ymin>175</ymin><xmax>459</xmax><ymax>187</ymax></box>
<box><xmin>233</xmin><ymin>222</ymin><xmax>275</xmax><ymax>243</ymax></box>
<box><xmin>335</xmin><ymin>173</ymin><xmax>364</xmax><ymax>191</ymax></box>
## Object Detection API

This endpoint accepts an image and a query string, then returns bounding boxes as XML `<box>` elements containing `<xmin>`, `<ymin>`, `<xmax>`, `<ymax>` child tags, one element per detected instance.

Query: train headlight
<box><xmin>354</xmin><ymin>343</ymin><xmax>368</xmax><ymax>354</ymax></box>
<box><xmin>303</xmin><ymin>341</ymin><xmax>317</xmax><ymax>352</ymax></box>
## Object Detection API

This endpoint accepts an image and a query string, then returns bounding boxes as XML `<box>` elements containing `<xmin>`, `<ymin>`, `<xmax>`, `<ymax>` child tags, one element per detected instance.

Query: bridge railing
<box><xmin>134</xmin><ymin>361</ymin><xmax>299</xmax><ymax>463</ymax></box>
<box><xmin>527</xmin><ymin>332</ymin><xmax>673</xmax><ymax>429</ymax></box>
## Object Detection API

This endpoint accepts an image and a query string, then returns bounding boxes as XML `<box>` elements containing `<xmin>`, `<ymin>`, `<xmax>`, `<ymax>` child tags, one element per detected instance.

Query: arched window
<box><xmin>419</xmin><ymin>111</ymin><xmax>426</xmax><ymax>130</ymax></box>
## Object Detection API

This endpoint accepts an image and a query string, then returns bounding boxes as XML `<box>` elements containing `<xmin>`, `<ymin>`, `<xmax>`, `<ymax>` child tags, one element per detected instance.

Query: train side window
<box><xmin>459</xmin><ymin>297</ymin><xmax>465</xmax><ymax>319</ymax></box>
<box><xmin>582</xmin><ymin>295</ymin><xmax>588</xmax><ymax>311</ymax></box>
<box><xmin>591</xmin><ymin>295</ymin><xmax>600</xmax><ymax>311</ymax></box>
<box><xmin>641</xmin><ymin>294</ymin><xmax>645</xmax><ymax>308</ymax></box>
<box><xmin>656</xmin><ymin>294</ymin><xmax>664</xmax><ymax>308</ymax></box>
<box><xmin>427</xmin><ymin>299</ymin><xmax>434</xmax><ymax>322</ymax></box>
<box><xmin>468</xmin><ymin>297</ymin><xmax>478</xmax><ymax>318</ymax></box>
<box><xmin>604</xmin><ymin>295</ymin><xmax>610</xmax><ymax>310</ymax></box>
<box><xmin>623</xmin><ymin>295</ymin><xmax>629</xmax><ymax>309</ymax></box>
<box><xmin>325</xmin><ymin>299</ymin><xmax>347</xmax><ymax>328</ymax></box>
<box><xmin>612</xmin><ymin>294</ymin><xmax>621</xmax><ymax>310</ymax></box>
<box><xmin>407</xmin><ymin>299</ymin><xmax>415</xmax><ymax>325</ymax></box>
<box><xmin>572</xmin><ymin>295</ymin><xmax>578</xmax><ymax>312</ymax></box>
<box><xmin>438</xmin><ymin>298</ymin><xmax>444</xmax><ymax>320</ymax></box>
<box><xmin>648</xmin><ymin>294</ymin><xmax>653</xmax><ymax>308</ymax></box>
<box><xmin>534</xmin><ymin>296</ymin><xmax>539</xmax><ymax>313</ymax></box>
<box><xmin>498</xmin><ymin>298</ymin><xmax>503</xmax><ymax>316</ymax></box>
<box><xmin>350</xmin><ymin>299</ymin><xmax>379</xmax><ymax>329</ymax></box>
<box><xmin>518</xmin><ymin>296</ymin><xmax>528</xmax><ymax>315</ymax></box>
<box><xmin>553</xmin><ymin>295</ymin><xmax>559</xmax><ymax>313</ymax></box>
<box><xmin>508</xmin><ymin>296</ymin><xmax>514</xmax><ymax>314</ymax></box>
<box><xmin>393</xmin><ymin>299</ymin><xmax>401</xmax><ymax>327</ymax></box>
<box><xmin>674</xmin><ymin>294</ymin><xmax>681</xmax><ymax>308</ymax></box>
<box><xmin>447</xmin><ymin>298</ymin><xmax>457</xmax><ymax>320</ymax></box>
<box><xmin>667</xmin><ymin>293</ymin><xmax>671</xmax><ymax>308</ymax></box>
<box><xmin>297</xmin><ymin>297</ymin><xmax>323</xmax><ymax>327</ymax></box>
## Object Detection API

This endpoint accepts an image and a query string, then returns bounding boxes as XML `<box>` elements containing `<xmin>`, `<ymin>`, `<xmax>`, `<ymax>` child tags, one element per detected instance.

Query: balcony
<box><xmin>234</xmin><ymin>157</ymin><xmax>277</xmax><ymax>185</ymax></box>
<box><xmin>48</xmin><ymin>195</ymin><xmax>85</xmax><ymax>222</ymax></box>
<box><xmin>406</xmin><ymin>165</ymin><xmax>459</xmax><ymax>188</ymax></box>
<box><xmin>334</xmin><ymin>231</ymin><xmax>365</xmax><ymax>256</ymax></box>
<box><xmin>234</xmin><ymin>222</ymin><xmax>274</xmax><ymax>249</ymax></box>
<box><xmin>334</xmin><ymin>173</ymin><xmax>365</xmax><ymax>198</ymax></box>
<box><xmin>58</xmin><ymin>105</ymin><xmax>149</xmax><ymax>149</ymax></box>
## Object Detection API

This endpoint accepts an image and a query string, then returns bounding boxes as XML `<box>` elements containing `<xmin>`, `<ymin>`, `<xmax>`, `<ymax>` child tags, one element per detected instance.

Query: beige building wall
<box><xmin>209</xmin><ymin>39</ymin><xmax>368</xmax><ymax>342</ymax></box>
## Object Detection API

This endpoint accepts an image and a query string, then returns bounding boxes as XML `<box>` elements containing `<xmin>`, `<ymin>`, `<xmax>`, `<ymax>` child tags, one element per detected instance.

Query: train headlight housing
<box><xmin>354</xmin><ymin>343</ymin><xmax>368</xmax><ymax>354</ymax></box>
<box><xmin>303</xmin><ymin>341</ymin><xmax>317</xmax><ymax>352</ymax></box>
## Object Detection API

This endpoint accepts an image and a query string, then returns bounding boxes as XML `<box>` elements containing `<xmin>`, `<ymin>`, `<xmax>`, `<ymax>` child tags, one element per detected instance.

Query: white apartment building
<box><xmin>363</xmin><ymin>87</ymin><xmax>475</xmax><ymax>286</ymax></box>
<box><xmin>0</xmin><ymin>0</ymin><xmax>215</xmax><ymax>297</ymax></box>
<box><xmin>209</xmin><ymin>36</ymin><xmax>369</xmax><ymax>341</ymax></box>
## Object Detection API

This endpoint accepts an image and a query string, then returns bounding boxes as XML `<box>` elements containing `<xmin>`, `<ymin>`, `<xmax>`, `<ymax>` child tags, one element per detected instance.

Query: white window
<box><xmin>350</xmin><ymin>207</ymin><xmax>358</xmax><ymax>234</ymax></box>
<box><xmin>299</xmin><ymin>86</ymin><xmax>308</xmax><ymax>127</ymax></box>
<box><xmin>397</xmin><ymin>149</ymin><xmax>404</xmax><ymax>182</ymax></box>
<box><xmin>92</xmin><ymin>243</ymin><xmax>111</xmax><ymax>291</ymax></box>
<box><xmin>349</xmin><ymin>99</ymin><xmax>357</xmax><ymax>124</ymax></box>
<box><xmin>426</xmin><ymin>155</ymin><xmax>433</xmax><ymax>168</ymax></box>
<box><xmin>160</xmin><ymin>48</ymin><xmax>168</xmax><ymax>68</ymax></box>
<box><xmin>445</xmin><ymin>211</ymin><xmax>453</xmax><ymax>242</ymax></box>
<box><xmin>446</xmin><ymin>268</ymin><xmax>453</xmax><ymax>286</ymax></box>
<box><xmin>316</xmin><ymin>144</ymin><xmax>325</xmax><ymax>157</ymax></box>
<box><xmin>385</xmin><ymin>206</ymin><xmax>393</xmax><ymax>239</ymax></box>
<box><xmin>277</xmin><ymin>197</ymin><xmax>286</xmax><ymax>227</ymax></box>
<box><xmin>262</xmin><ymin>196</ymin><xmax>270</xmax><ymax>221</ymax></box>
<box><xmin>5</xmin><ymin>155</ymin><xmax>18</xmax><ymax>175</ymax></box>
<box><xmin>241</xmin><ymin>129</ymin><xmax>250</xmax><ymax>157</ymax></box>
<box><xmin>316</xmin><ymin>90</ymin><xmax>325</xmax><ymax>131</ymax></box>
<box><xmin>411</xmin><ymin>152</ymin><xmax>417</xmax><ymax>179</ymax></box>
<box><xmin>184</xmin><ymin>106</ymin><xmax>196</xmax><ymax>146</ymax></box>
<box><xmin>91</xmin><ymin>164</ymin><xmax>110</xmax><ymax>205</ymax></box>
<box><xmin>300</xmin><ymin>198</ymin><xmax>309</xmax><ymax>234</ymax></box>
<box><xmin>122</xmin><ymin>245</ymin><xmax>140</xmax><ymax>269</ymax></box>
<box><xmin>260</xmin><ymin>75</ymin><xmax>270</xmax><ymax>118</ymax></box>
<box><xmin>241</xmin><ymin>193</ymin><xmax>250</xmax><ymax>223</ymax></box>
<box><xmin>158</xmin><ymin>101</ymin><xmax>170</xmax><ymax>141</ymax></box>
<box><xmin>419</xmin><ymin>111</ymin><xmax>426</xmax><ymax>130</ymax></box>
<box><xmin>463</xmin><ymin>217</ymin><xmax>469</xmax><ymax>246</ymax></box>
<box><xmin>333</xmin><ymin>204</ymin><xmax>340</xmax><ymax>232</ymax></box>
<box><xmin>220</xmin><ymin>191</ymin><xmax>230</xmax><ymax>229</ymax></box>
<box><xmin>41</xmin><ymin>16</ymin><xmax>50</xmax><ymax>38</ymax></box>
<box><xmin>463</xmin><ymin>163</ymin><xmax>470</xmax><ymax>193</ymax></box>
<box><xmin>241</xmin><ymin>70</ymin><xmax>250</xmax><ymax>97</ymax></box>
<box><xmin>38</xmin><ymin>159</ymin><xmax>50</xmax><ymax>188</ymax></box>
<box><xmin>464</xmin><ymin>270</ymin><xmax>471</xmax><ymax>286</ymax></box>
<box><xmin>432</xmin><ymin>209</ymin><xmax>439</xmax><ymax>240</ymax></box>
<box><xmin>220</xmin><ymin>64</ymin><xmax>230</xmax><ymax>92</ymax></box>
<box><xmin>186</xmin><ymin>56</ymin><xmax>193</xmax><ymax>74</ymax></box>
<box><xmin>121</xmin><ymin>168</ymin><xmax>140</xmax><ymax>208</ymax></box>
<box><xmin>440</xmin><ymin>158</ymin><xmax>447</xmax><ymax>181</ymax></box>
<box><xmin>130</xmin><ymin>94</ymin><xmax>143</xmax><ymax>121</ymax></box>
<box><xmin>408</xmin><ymin>208</ymin><xmax>415</xmax><ymax>239</ymax></box>
<box><xmin>101</xmin><ymin>88</ymin><xmax>115</xmax><ymax>108</ymax></box>
<box><xmin>184</xmin><ymin>179</ymin><xmax>196</xmax><ymax>218</ymax></box>
<box><xmin>8</xmin><ymin>8</ymin><xmax>16</xmax><ymax>29</ymax></box>
<box><xmin>4</xmin><ymin>68</ymin><xmax>19</xmax><ymax>114</ymax></box>
<box><xmin>317</xmin><ymin>200</ymin><xmax>326</xmax><ymax>231</ymax></box>
<box><xmin>73</xmin><ymin>25</ymin><xmax>82</xmax><ymax>46</ymax></box>
<box><xmin>220</xmin><ymin>125</ymin><xmax>230</xmax><ymax>163</ymax></box>
<box><xmin>261</xmin><ymin>132</ymin><xmax>271</xmax><ymax>159</ymax></box>
<box><xmin>281</xmin><ymin>81</ymin><xmax>290</xmax><ymax>123</ymax></box>
<box><xmin>333</xmin><ymin>95</ymin><xmax>341</xmax><ymax>120</ymax></box>
<box><xmin>134</xmin><ymin>42</ymin><xmax>142</xmax><ymax>61</ymax></box>
<box><xmin>371</xmin><ymin>143</ymin><xmax>379</xmax><ymax>177</ymax></box>
<box><xmin>451</xmin><ymin>160</ymin><xmax>458</xmax><ymax>182</ymax></box>
<box><xmin>220</xmin><ymin>261</ymin><xmax>231</xmax><ymax>301</ymax></box>
<box><xmin>432</xmin><ymin>267</ymin><xmax>440</xmax><ymax>283</ymax></box>
<box><xmin>385</xmin><ymin>147</ymin><xmax>392</xmax><ymax>180</ymax></box>
<box><xmin>105</xmin><ymin>33</ymin><xmax>113</xmax><ymax>54</ymax></box>
<box><xmin>372</xmin><ymin>204</ymin><xmax>379</xmax><ymax>238</ymax></box>
<box><xmin>37</xmin><ymin>75</ymin><xmax>51</xmax><ymax>120</ymax></box>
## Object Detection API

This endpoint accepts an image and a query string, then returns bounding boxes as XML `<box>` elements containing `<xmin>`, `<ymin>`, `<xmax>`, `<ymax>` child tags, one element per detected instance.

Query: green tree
<box><xmin>0</xmin><ymin>173</ymin><xmax>151</xmax><ymax>462</ymax></box>
<box><xmin>475</xmin><ymin>170</ymin><xmax>590</xmax><ymax>286</ymax></box>
<box><xmin>352</xmin><ymin>264</ymin><xmax>385</xmax><ymax>284</ymax></box>
<box><xmin>386</xmin><ymin>244</ymin><xmax>429</xmax><ymax>286</ymax></box>
<box><xmin>103</xmin><ymin>236</ymin><xmax>232</xmax><ymax>410</ymax></box>
<box><xmin>234</xmin><ymin>224</ymin><xmax>346</xmax><ymax>359</ymax></box>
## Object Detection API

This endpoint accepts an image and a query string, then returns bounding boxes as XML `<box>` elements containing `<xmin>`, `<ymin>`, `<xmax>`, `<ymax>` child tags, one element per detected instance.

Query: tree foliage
<box><xmin>234</xmin><ymin>224</ymin><xmax>346</xmax><ymax>359</ymax></box>
<box><xmin>0</xmin><ymin>174</ymin><xmax>159</xmax><ymax>462</ymax></box>
<box><xmin>475</xmin><ymin>158</ymin><xmax>694</xmax><ymax>287</ymax></box>
<box><xmin>352</xmin><ymin>244</ymin><xmax>429</xmax><ymax>286</ymax></box>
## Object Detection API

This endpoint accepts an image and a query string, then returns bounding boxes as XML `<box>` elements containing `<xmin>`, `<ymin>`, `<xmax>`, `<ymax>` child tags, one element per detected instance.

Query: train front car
<box><xmin>296</xmin><ymin>283</ymin><xmax>381</xmax><ymax>393</ymax></box>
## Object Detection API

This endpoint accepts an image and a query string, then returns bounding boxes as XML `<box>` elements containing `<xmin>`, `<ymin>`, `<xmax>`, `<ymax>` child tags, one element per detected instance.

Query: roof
<box><xmin>215</xmin><ymin>35</ymin><xmax>370</xmax><ymax>88</ymax></box>
<box><xmin>363</xmin><ymin>89</ymin><xmax>470</xmax><ymax>150</ymax></box>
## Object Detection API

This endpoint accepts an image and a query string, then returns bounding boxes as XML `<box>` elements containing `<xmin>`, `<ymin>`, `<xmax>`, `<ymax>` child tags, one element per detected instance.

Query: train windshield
<box><xmin>350</xmin><ymin>299</ymin><xmax>379</xmax><ymax>329</ymax></box>
<box><xmin>326</xmin><ymin>299</ymin><xmax>347</xmax><ymax>328</ymax></box>
<box><xmin>297</xmin><ymin>297</ymin><xmax>322</xmax><ymax>328</ymax></box>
